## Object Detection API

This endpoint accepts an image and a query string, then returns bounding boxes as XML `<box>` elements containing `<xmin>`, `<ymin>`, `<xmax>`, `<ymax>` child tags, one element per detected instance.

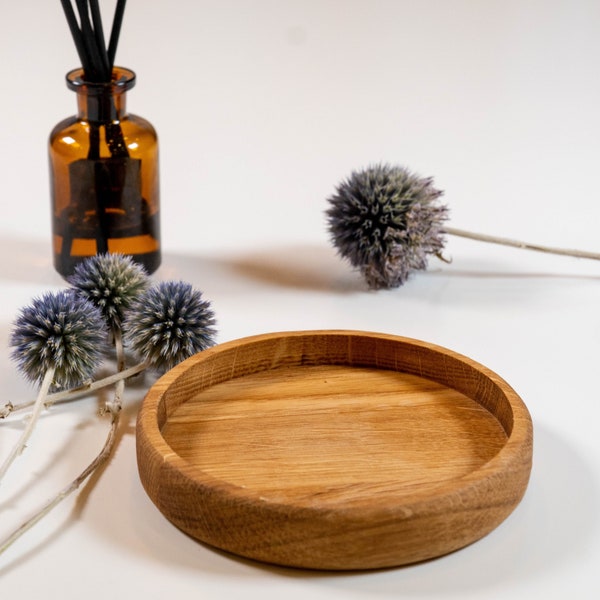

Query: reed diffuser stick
<box><xmin>61</xmin><ymin>0</ymin><xmax>127</xmax><ymax>84</ymax></box>
<box><xmin>76</xmin><ymin>0</ymin><xmax>106</xmax><ymax>81</ymax></box>
<box><xmin>59</xmin><ymin>0</ymin><xmax>132</xmax><ymax>259</ymax></box>
<box><xmin>60</xmin><ymin>0</ymin><xmax>92</xmax><ymax>73</ymax></box>
<box><xmin>89</xmin><ymin>0</ymin><xmax>111</xmax><ymax>78</ymax></box>
<box><xmin>108</xmin><ymin>0</ymin><xmax>127</xmax><ymax>69</ymax></box>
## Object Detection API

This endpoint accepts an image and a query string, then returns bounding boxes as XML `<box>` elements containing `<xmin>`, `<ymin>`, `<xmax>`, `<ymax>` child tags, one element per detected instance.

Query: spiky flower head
<box><xmin>123</xmin><ymin>281</ymin><xmax>217</xmax><ymax>372</ymax></box>
<box><xmin>68</xmin><ymin>253</ymin><xmax>149</xmax><ymax>329</ymax></box>
<box><xmin>326</xmin><ymin>164</ymin><xmax>449</xmax><ymax>289</ymax></box>
<box><xmin>10</xmin><ymin>290</ymin><xmax>108</xmax><ymax>390</ymax></box>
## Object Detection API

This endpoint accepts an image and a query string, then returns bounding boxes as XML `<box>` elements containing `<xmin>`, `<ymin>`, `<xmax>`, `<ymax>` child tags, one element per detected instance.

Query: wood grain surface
<box><xmin>136</xmin><ymin>331</ymin><xmax>533</xmax><ymax>570</ymax></box>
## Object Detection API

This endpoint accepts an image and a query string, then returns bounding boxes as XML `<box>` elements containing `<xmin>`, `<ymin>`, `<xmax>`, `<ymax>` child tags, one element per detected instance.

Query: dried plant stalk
<box><xmin>0</xmin><ymin>368</ymin><xmax>55</xmax><ymax>485</ymax></box>
<box><xmin>445</xmin><ymin>226</ymin><xmax>600</xmax><ymax>260</ymax></box>
<box><xmin>1</xmin><ymin>361</ymin><xmax>148</xmax><ymax>419</ymax></box>
<box><xmin>0</xmin><ymin>399</ymin><xmax>121</xmax><ymax>556</ymax></box>
<box><xmin>0</xmin><ymin>332</ymin><xmax>127</xmax><ymax>555</ymax></box>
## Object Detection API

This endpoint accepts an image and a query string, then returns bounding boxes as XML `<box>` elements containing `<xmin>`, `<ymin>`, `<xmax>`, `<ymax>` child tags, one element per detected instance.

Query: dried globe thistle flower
<box><xmin>327</xmin><ymin>163</ymin><xmax>600</xmax><ymax>289</ymax></box>
<box><xmin>326</xmin><ymin>164</ymin><xmax>449</xmax><ymax>289</ymax></box>
<box><xmin>68</xmin><ymin>253</ymin><xmax>149</xmax><ymax>330</ymax></box>
<box><xmin>123</xmin><ymin>281</ymin><xmax>217</xmax><ymax>372</ymax></box>
<box><xmin>1</xmin><ymin>276</ymin><xmax>215</xmax><ymax>551</ymax></box>
<box><xmin>10</xmin><ymin>290</ymin><xmax>108</xmax><ymax>390</ymax></box>
<box><xmin>1</xmin><ymin>290</ymin><xmax>108</xmax><ymax>485</ymax></box>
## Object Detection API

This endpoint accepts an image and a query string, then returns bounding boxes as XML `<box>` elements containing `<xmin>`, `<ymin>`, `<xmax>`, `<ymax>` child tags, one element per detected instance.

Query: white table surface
<box><xmin>1</xmin><ymin>1</ymin><xmax>599</xmax><ymax>598</ymax></box>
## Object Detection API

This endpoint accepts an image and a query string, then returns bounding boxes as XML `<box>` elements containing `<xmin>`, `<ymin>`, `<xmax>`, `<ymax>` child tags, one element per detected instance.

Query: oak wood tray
<box><xmin>136</xmin><ymin>330</ymin><xmax>533</xmax><ymax>570</ymax></box>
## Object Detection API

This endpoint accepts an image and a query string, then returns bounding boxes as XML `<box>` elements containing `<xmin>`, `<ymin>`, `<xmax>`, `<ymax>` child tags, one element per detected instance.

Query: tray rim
<box><xmin>136</xmin><ymin>329</ymin><xmax>533</xmax><ymax>570</ymax></box>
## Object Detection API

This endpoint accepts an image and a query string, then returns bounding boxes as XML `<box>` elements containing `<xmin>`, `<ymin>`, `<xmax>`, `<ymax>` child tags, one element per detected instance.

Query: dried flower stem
<box><xmin>445</xmin><ymin>227</ymin><xmax>600</xmax><ymax>261</ymax></box>
<box><xmin>0</xmin><ymin>404</ymin><xmax>120</xmax><ymax>556</ymax></box>
<box><xmin>106</xmin><ymin>328</ymin><xmax>126</xmax><ymax>415</ymax></box>
<box><xmin>1</xmin><ymin>361</ymin><xmax>149</xmax><ymax>419</ymax></box>
<box><xmin>0</xmin><ymin>332</ymin><xmax>128</xmax><ymax>555</ymax></box>
<box><xmin>0</xmin><ymin>368</ymin><xmax>56</xmax><ymax>485</ymax></box>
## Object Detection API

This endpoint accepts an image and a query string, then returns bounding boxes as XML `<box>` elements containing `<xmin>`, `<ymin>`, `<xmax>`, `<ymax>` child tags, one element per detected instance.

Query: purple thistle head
<box><xmin>123</xmin><ymin>281</ymin><xmax>217</xmax><ymax>372</ymax></box>
<box><xmin>68</xmin><ymin>253</ymin><xmax>149</xmax><ymax>329</ymax></box>
<box><xmin>10</xmin><ymin>290</ymin><xmax>108</xmax><ymax>390</ymax></box>
<box><xmin>326</xmin><ymin>164</ymin><xmax>449</xmax><ymax>289</ymax></box>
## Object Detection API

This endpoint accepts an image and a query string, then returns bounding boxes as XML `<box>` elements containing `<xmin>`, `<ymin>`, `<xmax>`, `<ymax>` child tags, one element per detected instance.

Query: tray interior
<box><xmin>161</xmin><ymin>363</ymin><xmax>507</xmax><ymax>508</ymax></box>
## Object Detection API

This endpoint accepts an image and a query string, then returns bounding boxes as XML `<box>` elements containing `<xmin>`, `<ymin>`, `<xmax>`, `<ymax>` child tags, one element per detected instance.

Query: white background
<box><xmin>1</xmin><ymin>1</ymin><xmax>599</xmax><ymax>598</ymax></box>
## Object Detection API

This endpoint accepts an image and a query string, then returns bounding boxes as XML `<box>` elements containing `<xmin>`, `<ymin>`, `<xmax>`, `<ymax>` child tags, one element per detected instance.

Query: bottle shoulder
<box><xmin>127</xmin><ymin>113</ymin><xmax>157</xmax><ymax>134</ymax></box>
<box><xmin>49</xmin><ymin>114</ymin><xmax>158</xmax><ymax>146</ymax></box>
<box><xmin>49</xmin><ymin>116</ymin><xmax>80</xmax><ymax>140</ymax></box>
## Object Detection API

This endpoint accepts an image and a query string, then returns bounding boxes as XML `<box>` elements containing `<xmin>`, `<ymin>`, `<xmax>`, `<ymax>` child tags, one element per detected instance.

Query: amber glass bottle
<box><xmin>49</xmin><ymin>67</ymin><xmax>160</xmax><ymax>278</ymax></box>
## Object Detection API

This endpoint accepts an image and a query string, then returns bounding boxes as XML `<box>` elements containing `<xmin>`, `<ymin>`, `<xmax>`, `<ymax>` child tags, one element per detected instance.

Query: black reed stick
<box><xmin>108</xmin><ymin>0</ymin><xmax>127</xmax><ymax>69</ymax></box>
<box><xmin>61</xmin><ymin>0</ymin><xmax>127</xmax><ymax>82</ymax></box>
<box><xmin>75</xmin><ymin>0</ymin><xmax>105</xmax><ymax>81</ymax></box>
<box><xmin>60</xmin><ymin>0</ymin><xmax>92</xmax><ymax>74</ymax></box>
<box><xmin>89</xmin><ymin>0</ymin><xmax>111</xmax><ymax>78</ymax></box>
<box><xmin>59</xmin><ymin>0</ymin><xmax>131</xmax><ymax>259</ymax></box>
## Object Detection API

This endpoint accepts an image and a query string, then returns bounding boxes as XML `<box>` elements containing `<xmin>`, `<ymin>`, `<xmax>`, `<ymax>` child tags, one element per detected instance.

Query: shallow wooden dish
<box><xmin>136</xmin><ymin>330</ymin><xmax>533</xmax><ymax>571</ymax></box>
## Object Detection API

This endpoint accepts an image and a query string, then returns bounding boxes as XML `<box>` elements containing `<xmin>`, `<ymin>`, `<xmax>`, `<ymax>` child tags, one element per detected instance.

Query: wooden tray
<box><xmin>136</xmin><ymin>330</ymin><xmax>533</xmax><ymax>570</ymax></box>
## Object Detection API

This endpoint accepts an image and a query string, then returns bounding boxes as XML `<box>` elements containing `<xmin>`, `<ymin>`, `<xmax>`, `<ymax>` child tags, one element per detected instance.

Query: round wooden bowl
<box><xmin>136</xmin><ymin>330</ymin><xmax>533</xmax><ymax>571</ymax></box>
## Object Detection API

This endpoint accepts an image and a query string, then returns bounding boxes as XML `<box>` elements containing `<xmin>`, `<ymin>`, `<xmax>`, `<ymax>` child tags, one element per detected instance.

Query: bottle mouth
<box><xmin>66</xmin><ymin>67</ymin><xmax>136</xmax><ymax>93</ymax></box>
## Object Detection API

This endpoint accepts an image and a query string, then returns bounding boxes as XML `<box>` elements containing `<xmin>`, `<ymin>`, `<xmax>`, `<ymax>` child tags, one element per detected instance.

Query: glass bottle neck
<box><xmin>66</xmin><ymin>66</ymin><xmax>135</xmax><ymax>123</ymax></box>
<box><xmin>76</xmin><ymin>91</ymin><xmax>128</xmax><ymax>122</ymax></box>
